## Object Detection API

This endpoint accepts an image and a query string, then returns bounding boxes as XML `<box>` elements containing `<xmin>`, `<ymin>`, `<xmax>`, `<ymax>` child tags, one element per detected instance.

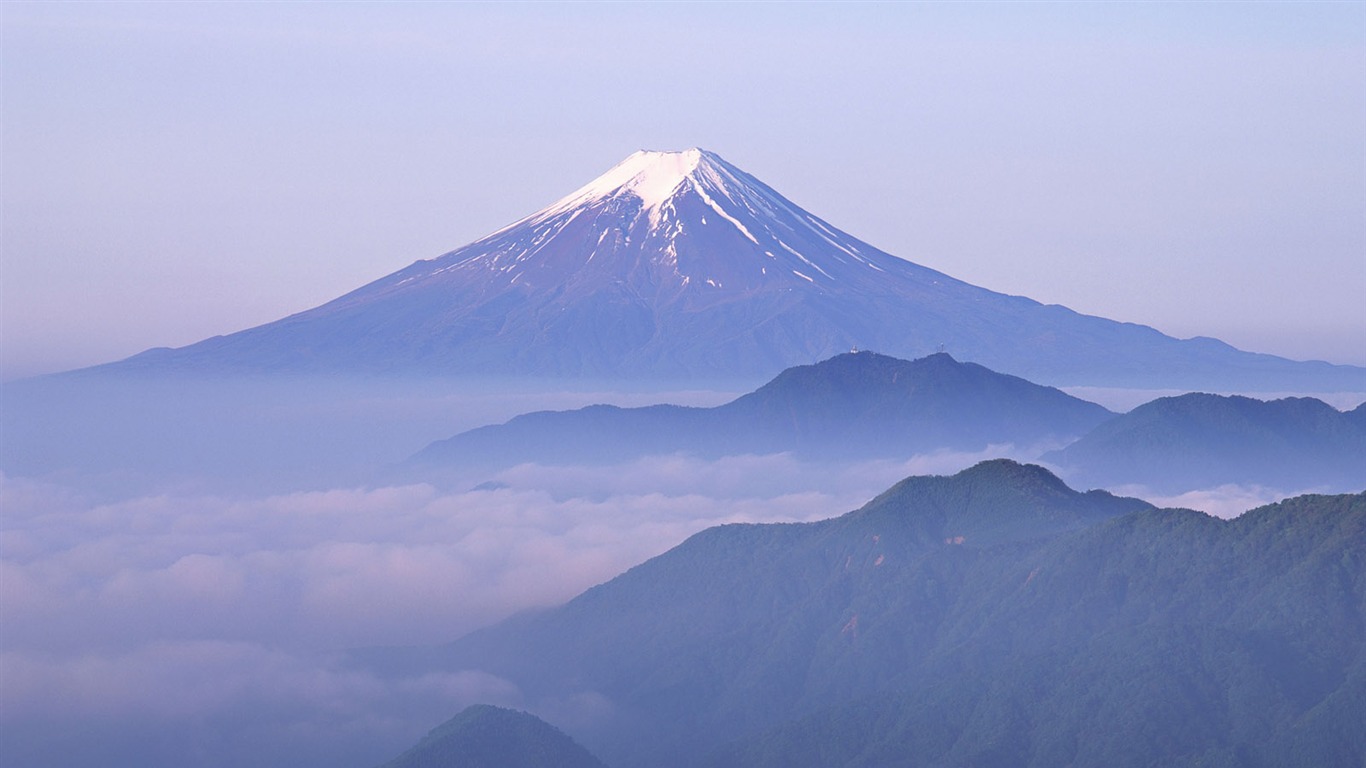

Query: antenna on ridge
<box><xmin>937</xmin><ymin>343</ymin><xmax>946</xmax><ymax>354</ymax></box>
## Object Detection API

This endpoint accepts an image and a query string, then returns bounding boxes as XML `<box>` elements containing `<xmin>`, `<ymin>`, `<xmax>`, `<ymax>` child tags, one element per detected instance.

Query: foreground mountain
<box><xmin>378</xmin><ymin>705</ymin><xmax>606</xmax><ymax>768</ymax></box>
<box><xmin>96</xmin><ymin>148</ymin><xmax>1363</xmax><ymax>390</ymax></box>
<box><xmin>408</xmin><ymin>351</ymin><xmax>1113</xmax><ymax>472</ymax></box>
<box><xmin>1046</xmin><ymin>393</ymin><xmax>1366</xmax><ymax>493</ymax></box>
<box><xmin>363</xmin><ymin>461</ymin><xmax>1366</xmax><ymax>768</ymax></box>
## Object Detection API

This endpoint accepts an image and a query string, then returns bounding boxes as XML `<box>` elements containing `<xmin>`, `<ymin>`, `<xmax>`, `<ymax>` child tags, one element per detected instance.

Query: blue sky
<box><xmin>3</xmin><ymin>1</ymin><xmax>1363</xmax><ymax>379</ymax></box>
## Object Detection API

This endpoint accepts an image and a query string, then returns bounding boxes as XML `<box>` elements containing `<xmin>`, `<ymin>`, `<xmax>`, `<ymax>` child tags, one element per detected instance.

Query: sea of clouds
<box><xmin>2</xmin><ymin>373</ymin><xmax>1324</xmax><ymax>767</ymax></box>
<box><xmin>2</xmin><ymin>446</ymin><xmax>1015</xmax><ymax>768</ymax></box>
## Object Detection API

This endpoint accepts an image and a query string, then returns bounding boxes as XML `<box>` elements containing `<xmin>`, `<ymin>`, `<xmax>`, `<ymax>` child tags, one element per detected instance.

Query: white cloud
<box><xmin>1</xmin><ymin>446</ymin><xmax>1024</xmax><ymax>652</ymax></box>
<box><xmin>0</xmin><ymin>445</ymin><xmax>1022</xmax><ymax>766</ymax></box>
<box><xmin>1111</xmin><ymin>483</ymin><xmax>1296</xmax><ymax>520</ymax></box>
<box><xmin>0</xmin><ymin>461</ymin><xmax>876</xmax><ymax>661</ymax></box>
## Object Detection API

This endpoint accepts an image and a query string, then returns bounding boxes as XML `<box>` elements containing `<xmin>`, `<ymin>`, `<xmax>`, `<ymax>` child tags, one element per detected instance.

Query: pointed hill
<box><xmin>405</xmin><ymin>352</ymin><xmax>1114</xmax><ymax>471</ymax></box>
<box><xmin>377</xmin><ymin>704</ymin><xmax>607</xmax><ymax>768</ymax></box>
<box><xmin>845</xmin><ymin>458</ymin><xmax>1144</xmax><ymax>547</ymax></box>
<box><xmin>1045</xmin><ymin>392</ymin><xmax>1366</xmax><ymax>493</ymax></box>
<box><xmin>365</xmin><ymin>463</ymin><xmax>1366</xmax><ymax>768</ymax></box>
<box><xmin>91</xmin><ymin>148</ymin><xmax>1364</xmax><ymax>391</ymax></box>
<box><xmin>718</xmin><ymin>351</ymin><xmax>1112</xmax><ymax>449</ymax></box>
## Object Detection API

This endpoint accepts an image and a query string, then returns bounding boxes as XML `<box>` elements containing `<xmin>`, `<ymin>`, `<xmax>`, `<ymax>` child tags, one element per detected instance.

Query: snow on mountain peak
<box><xmin>444</xmin><ymin>147</ymin><xmax>912</xmax><ymax>294</ymax></box>
<box><xmin>415</xmin><ymin>143</ymin><xmax>939</xmax><ymax>299</ymax></box>
<box><xmin>537</xmin><ymin>148</ymin><xmax>720</xmax><ymax>218</ymax></box>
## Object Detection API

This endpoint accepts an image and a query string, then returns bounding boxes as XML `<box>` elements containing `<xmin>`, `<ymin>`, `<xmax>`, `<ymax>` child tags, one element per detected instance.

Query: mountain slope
<box><xmin>365</xmin><ymin>463</ymin><xmax>1366</xmax><ymax>768</ymax></box>
<box><xmin>406</xmin><ymin>351</ymin><xmax>1114</xmax><ymax>471</ymax></box>
<box><xmin>1045</xmin><ymin>392</ymin><xmax>1366</xmax><ymax>493</ymax></box>
<box><xmin>377</xmin><ymin>705</ymin><xmax>607</xmax><ymax>768</ymax></box>
<box><xmin>97</xmin><ymin>148</ymin><xmax>1365</xmax><ymax>390</ymax></box>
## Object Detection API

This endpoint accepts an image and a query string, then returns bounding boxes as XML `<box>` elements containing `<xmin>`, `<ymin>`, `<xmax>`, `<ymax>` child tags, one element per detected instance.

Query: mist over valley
<box><xmin>4</xmin><ymin>5</ymin><xmax>1365</xmax><ymax>765</ymax></box>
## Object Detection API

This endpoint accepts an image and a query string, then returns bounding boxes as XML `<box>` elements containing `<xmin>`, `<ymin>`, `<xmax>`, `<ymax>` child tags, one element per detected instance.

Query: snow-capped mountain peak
<box><xmin>514</xmin><ymin>147</ymin><xmax>776</xmax><ymax>234</ymax></box>
<box><xmin>546</xmin><ymin>148</ymin><xmax>706</xmax><ymax>214</ymax></box>
<box><xmin>109</xmin><ymin>147</ymin><xmax>1366</xmax><ymax>390</ymax></box>
<box><xmin>398</xmin><ymin>147</ymin><xmax>925</xmax><ymax>301</ymax></box>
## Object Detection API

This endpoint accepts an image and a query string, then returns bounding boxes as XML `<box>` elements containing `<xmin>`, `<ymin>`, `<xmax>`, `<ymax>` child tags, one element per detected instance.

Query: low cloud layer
<box><xmin>19</xmin><ymin>441</ymin><xmax>1257</xmax><ymax>767</ymax></box>
<box><xmin>4</xmin><ymin>448</ymin><xmax>1013</xmax><ymax>768</ymax></box>
<box><xmin>3</xmin><ymin>469</ymin><xmax>849</xmax><ymax>658</ymax></box>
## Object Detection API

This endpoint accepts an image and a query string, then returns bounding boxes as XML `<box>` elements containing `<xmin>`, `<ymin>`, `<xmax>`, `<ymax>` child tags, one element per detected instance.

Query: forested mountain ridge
<box><xmin>368</xmin><ymin>462</ymin><xmax>1366</xmax><ymax>767</ymax></box>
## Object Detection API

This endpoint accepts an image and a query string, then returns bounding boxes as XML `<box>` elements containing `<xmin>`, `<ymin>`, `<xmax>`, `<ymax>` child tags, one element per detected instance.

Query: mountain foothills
<box><xmin>362</xmin><ymin>461</ymin><xmax>1366</xmax><ymax>768</ymax></box>
<box><xmin>378</xmin><ymin>705</ymin><xmax>606</xmax><ymax>768</ymax></box>
<box><xmin>97</xmin><ymin>148</ymin><xmax>1364</xmax><ymax>390</ymax></box>
<box><xmin>1047</xmin><ymin>393</ymin><xmax>1366</xmax><ymax>493</ymax></box>
<box><xmin>407</xmin><ymin>351</ymin><xmax>1113</xmax><ymax>472</ymax></box>
<box><xmin>407</xmin><ymin>351</ymin><xmax>1364</xmax><ymax>496</ymax></box>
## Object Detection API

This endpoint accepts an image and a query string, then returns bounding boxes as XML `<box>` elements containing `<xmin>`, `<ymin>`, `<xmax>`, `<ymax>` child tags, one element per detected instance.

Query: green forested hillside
<box><xmin>710</xmin><ymin>492</ymin><xmax>1366</xmax><ymax>767</ymax></box>
<box><xmin>388</xmin><ymin>463</ymin><xmax>1365</xmax><ymax>767</ymax></box>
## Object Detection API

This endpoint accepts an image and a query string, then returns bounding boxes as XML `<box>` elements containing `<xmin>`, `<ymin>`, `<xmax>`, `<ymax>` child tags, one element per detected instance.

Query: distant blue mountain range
<box><xmin>407</xmin><ymin>351</ymin><xmax>1365</xmax><ymax>494</ymax></box>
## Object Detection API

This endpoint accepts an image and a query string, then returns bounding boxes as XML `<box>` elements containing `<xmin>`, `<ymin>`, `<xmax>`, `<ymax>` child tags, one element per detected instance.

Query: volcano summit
<box><xmin>108</xmin><ymin>149</ymin><xmax>1363</xmax><ymax>389</ymax></box>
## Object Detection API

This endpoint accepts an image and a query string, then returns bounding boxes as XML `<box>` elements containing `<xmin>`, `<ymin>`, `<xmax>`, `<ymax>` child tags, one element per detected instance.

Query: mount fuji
<box><xmin>106</xmin><ymin>148</ymin><xmax>1363</xmax><ymax>389</ymax></box>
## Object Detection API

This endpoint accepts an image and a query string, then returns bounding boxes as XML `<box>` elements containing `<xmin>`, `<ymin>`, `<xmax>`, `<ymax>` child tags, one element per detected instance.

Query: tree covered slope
<box><xmin>372</xmin><ymin>462</ymin><xmax>1365</xmax><ymax>767</ymax></box>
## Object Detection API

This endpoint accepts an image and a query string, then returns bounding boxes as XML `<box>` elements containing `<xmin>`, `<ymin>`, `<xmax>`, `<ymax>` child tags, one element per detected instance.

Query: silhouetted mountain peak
<box><xmin>1140</xmin><ymin>392</ymin><xmax>1343</xmax><ymax>422</ymax></box>
<box><xmin>1046</xmin><ymin>391</ymin><xmax>1366</xmax><ymax>493</ymax></box>
<box><xmin>845</xmin><ymin>460</ymin><xmax>1151</xmax><ymax>547</ymax></box>
<box><xmin>954</xmin><ymin>457</ymin><xmax>1076</xmax><ymax>492</ymax></box>
<box><xmin>378</xmin><ymin>704</ymin><xmax>606</xmax><ymax>768</ymax></box>
<box><xmin>725</xmin><ymin>350</ymin><xmax>1102</xmax><ymax>413</ymax></box>
<box><xmin>406</xmin><ymin>353</ymin><xmax>1115</xmax><ymax>473</ymax></box>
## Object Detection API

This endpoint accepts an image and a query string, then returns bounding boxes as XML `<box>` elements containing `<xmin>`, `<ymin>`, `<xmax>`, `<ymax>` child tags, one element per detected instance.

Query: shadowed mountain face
<box><xmin>93</xmin><ymin>149</ymin><xmax>1364</xmax><ymax>390</ymax></box>
<box><xmin>1046</xmin><ymin>392</ymin><xmax>1366</xmax><ymax>493</ymax></box>
<box><xmin>361</xmin><ymin>461</ymin><xmax>1366</xmax><ymax>768</ymax></box>
<box><xmin>405</xmin><ymin>352</ymin><xmax>1114</xmax><ymax>472</ymax></box>
<box><xmin>378</xmin><ymin>705</ymin><xmax>606</xmax><ymax>768</ymax></box>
